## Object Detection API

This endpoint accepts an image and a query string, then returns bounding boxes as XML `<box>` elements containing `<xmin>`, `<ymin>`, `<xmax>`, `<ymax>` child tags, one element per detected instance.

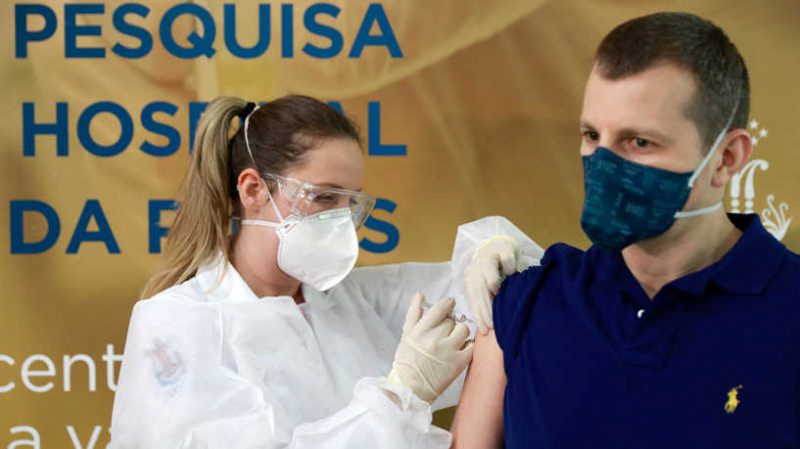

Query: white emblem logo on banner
<box><xmin>728</xmin><ymin>118</ymin><xmax>792</xmax><ymax>241</ymax></box>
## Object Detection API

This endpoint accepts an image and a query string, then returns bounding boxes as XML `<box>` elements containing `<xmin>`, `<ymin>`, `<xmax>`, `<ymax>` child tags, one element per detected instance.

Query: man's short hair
<box><xmin>595</xmin><ymin>12</ymin><xmax>750</xmax><ymax>151</ymax></box>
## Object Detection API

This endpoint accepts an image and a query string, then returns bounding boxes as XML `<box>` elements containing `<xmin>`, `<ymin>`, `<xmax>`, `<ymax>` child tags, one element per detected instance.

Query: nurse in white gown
<box><xmin>109</xmin><ymin>96</ymin><xmax>542</xmax><ymax>449</ymax></box>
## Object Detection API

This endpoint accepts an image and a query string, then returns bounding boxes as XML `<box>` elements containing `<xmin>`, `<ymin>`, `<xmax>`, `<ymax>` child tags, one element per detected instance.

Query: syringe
<box><xmin>422</xmin><ymin>300</ymin><xmax>475</xmax><ymax>325</ymax></box>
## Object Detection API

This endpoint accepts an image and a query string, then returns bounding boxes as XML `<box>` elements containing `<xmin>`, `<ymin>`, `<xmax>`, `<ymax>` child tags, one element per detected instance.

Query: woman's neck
<box><xmin>229</xmin><ymin>231</ymin><xmax>303</xmax><ymax>301</ymax></box>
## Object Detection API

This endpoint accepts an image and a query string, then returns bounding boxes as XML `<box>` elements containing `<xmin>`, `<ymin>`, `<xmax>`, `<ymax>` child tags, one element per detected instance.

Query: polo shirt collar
<box><xmin>702</xmin><ymin>213</ymin><xmax>787</xmax><ymax>294</ymax></box>
<box><xmin>593</xmin><ymin>213</ymin><xmax>786</xmax><ymax>297</ymax></box>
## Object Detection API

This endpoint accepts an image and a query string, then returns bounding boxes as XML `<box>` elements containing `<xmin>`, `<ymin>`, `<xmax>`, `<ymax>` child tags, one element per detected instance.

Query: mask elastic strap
<box><xmin>677</xmin><ymin>105</ymin><xmax>738</xmax><ymax>219</ymax></box>
<box><xmin>235</xmin><ymin>172</ymin><xmax>286</xmax><ymax>230</ymax></box>
<box><xmin>265</xmin><ymin>187</ymin><xmax>285</xmax><ymax>222</ymax></box>
<box><xmin>240</xmin><ymin>188</ymin><xmax>286</xmax><ymax>228</ymax></box>
<box><xmin>674</xmin><ymin>201</ymin><xmax>723</xmax><ymax>218</ymax></box>
<box><xmin>242</xmin><ymin>103</ymin><xmax>287</xmax><ymax>225</ymax></box>
<box><xmin>243</xmin><ymin>103</ymin><xmax>261</xmax><ymax>168</ymax></box>
<box><xmin>675</xmin><ymin>125</ymin><xmax>728</xmax><ymax>218</ymax></box>
<box><xmin>687</xmin><ymin>125</ymin><xmax>729</xmax><ymax>188</ymax></box>
<box><xmin>687</xmin><ymin>104</ymin><xmax>739</xmax><ymax>188</ymax></box>
<box><xmin>240</xmin><ymin>219</ymin><xmax>279</xmax><ymax>228</ymax></box>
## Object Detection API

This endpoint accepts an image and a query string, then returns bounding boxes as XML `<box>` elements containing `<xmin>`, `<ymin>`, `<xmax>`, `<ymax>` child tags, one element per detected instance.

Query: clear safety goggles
<box><xmin>264</xmin><ymin>173</ymin><xmax>376</xmax><ymax>229</ymax></box>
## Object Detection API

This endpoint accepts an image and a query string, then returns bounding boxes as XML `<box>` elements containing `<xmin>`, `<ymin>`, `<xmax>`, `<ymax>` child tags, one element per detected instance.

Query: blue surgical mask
<box><xmin>580</xmin><ymin>117</ymin><xmax>733</xmax><ymax>250</ymax></box>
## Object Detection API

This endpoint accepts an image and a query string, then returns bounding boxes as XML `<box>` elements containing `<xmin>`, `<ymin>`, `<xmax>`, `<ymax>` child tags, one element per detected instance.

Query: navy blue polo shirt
<box><xmin>494</xmin><ymin>214</ymin><xmax>800</xmax><ymax>448</ymax></box>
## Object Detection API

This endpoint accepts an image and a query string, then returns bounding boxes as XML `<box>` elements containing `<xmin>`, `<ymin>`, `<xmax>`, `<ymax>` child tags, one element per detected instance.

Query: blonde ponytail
<box><xmin>141</xmin><ymin>96</ymin><xmax>248</xmax><ymax>298</ymax></box>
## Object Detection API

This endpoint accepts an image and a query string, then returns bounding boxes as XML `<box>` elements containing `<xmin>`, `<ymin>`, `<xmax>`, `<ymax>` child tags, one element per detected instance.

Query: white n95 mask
<box><xmin>240</xmin><ymin>191</ymin><xmax>359</xmax><ymax>292</ymax></box>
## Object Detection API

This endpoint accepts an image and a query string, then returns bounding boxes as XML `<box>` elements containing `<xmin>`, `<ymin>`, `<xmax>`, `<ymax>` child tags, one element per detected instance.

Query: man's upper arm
<box><xmin>450</xmin><ymin>259</ymin><xmax>552</xmax><ymax>448</ymax></box>
<box><xmin>450</xmin><ymin>329</ymin><xmax>506</xmax><ymax>449</ymax></box>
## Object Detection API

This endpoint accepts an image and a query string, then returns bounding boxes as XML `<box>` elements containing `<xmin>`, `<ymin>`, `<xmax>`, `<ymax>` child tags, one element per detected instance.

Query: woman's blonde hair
<box><xmin>141</xmin><ymin>95</ymin><xmax>360</xmax><ymax>298</ymax></box>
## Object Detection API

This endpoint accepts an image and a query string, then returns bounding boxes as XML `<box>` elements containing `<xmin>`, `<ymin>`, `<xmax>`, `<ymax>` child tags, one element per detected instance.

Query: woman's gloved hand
<box><xmin>464</xmin><ymin>235</ymin><xmax>519</xmax><ymax>335</ymax></box>
<box><xmin>387</xmin><ymin>293</ymin><xmax>474</xmax><ymax>404</ymax></box>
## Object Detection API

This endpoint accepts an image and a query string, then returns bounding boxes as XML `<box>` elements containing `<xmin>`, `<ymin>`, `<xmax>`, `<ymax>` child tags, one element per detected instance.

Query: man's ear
<box><xmin>712</xmin><ymin>129</ymin><xmax>753</xmax><ymax>188</ymax></box>
<box><xmin>237</xmin><ymin>168</ymin><xmax>267</xmax><ymax>212</ymax></box>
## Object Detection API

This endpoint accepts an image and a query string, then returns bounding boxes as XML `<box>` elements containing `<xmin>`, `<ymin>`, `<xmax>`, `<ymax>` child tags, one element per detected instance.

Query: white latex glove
<box><xmin>387</xmin><ymin>293</ymin><xmax>474</xmax><ymax>404</ymax></box>
<box><xmin>464</xmin><ymin>235</ymin><xmax>519</xmax><ymax>335</ymax></box>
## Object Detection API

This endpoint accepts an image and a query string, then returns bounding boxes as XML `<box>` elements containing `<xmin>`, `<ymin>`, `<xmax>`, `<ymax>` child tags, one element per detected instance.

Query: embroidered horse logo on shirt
<box><xmin>724</xmin><ymin>385</ymin><xmax>743</xmax><ymax>414</ymax></box>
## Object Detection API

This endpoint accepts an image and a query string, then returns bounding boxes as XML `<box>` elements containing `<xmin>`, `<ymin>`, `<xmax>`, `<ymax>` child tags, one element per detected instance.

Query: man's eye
<box><xmin>634</xmin><ymin>138</ymin><xmax>650</xmax><ymax>148</ymax></box>
<box><xmin>582</xmin><ymin>131</ymin><xmax>599</xmax><ymax>142</ymax></box>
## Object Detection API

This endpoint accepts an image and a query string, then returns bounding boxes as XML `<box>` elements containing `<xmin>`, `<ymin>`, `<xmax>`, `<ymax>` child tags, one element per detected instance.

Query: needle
<box><xmin>422</xmin><ymin>300</ymin><xmax>475</xmax><ymax>325</ymax></box>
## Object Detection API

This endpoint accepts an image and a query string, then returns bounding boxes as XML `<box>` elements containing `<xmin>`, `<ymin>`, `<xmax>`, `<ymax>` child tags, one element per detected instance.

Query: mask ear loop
<box><xmin>674</xmin><ymin>201</ymin><xmax>724</xmax><ymax>218</ymax></box>
<box><xmin>687</xmin><ymin>89</ymin><xmax>741</xmax><ymax>188</ymax></box>
<box><xmin>686</xmin><ymin>113</ymin><xmax>735</xmax><ymax>188</ymax></box>
<box><xmin>675</xmin><ymin>103</ymin><xmax>738</xmax><ymax>219</ymax></box>
<box><xmin>241</xmin><ymin>104</ymin><xmax>286</xmax><ymax>226</ymax></box>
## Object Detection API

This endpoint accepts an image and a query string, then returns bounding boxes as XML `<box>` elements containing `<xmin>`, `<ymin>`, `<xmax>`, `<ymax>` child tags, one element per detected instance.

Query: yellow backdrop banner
<box><xmin>2</xmin><ymin>1</ymin><xmax>798</xmax><ymax>446</ymax></box>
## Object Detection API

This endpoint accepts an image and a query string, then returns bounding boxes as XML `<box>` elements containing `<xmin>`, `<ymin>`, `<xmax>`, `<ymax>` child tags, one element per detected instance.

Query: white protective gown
<box><xmin>109</xmin><ymin>216</ymin><xmax>543</xmax><ymax>449</ymax></box>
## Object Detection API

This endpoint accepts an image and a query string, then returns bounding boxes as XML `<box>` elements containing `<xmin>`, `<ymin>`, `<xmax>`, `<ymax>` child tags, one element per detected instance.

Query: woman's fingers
<box><xmin>403</xmin><ymin>292</ymin><xmax>424</xmax><ymax>332</ymax></box>
<box><xmin>419</xmin><ymin>297</ymin><xmax>456</xmax><ymax>330</ymax></box>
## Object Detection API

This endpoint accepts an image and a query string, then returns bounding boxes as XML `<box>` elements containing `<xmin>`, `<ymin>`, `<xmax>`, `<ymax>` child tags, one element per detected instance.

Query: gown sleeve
<box><xmin>336</xmin><ymin>216</ymin><xmax>544</xmax><ymax>409</ymax></box>
<box><xmin>344</xmin><ymin>216</ymin><xmax>543</xmax><ymax>339</ymax></box>
<box><xmin>110</xmin><ymin>297</ymin><xmax>452</xmax><ymax>449</ymax></box>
